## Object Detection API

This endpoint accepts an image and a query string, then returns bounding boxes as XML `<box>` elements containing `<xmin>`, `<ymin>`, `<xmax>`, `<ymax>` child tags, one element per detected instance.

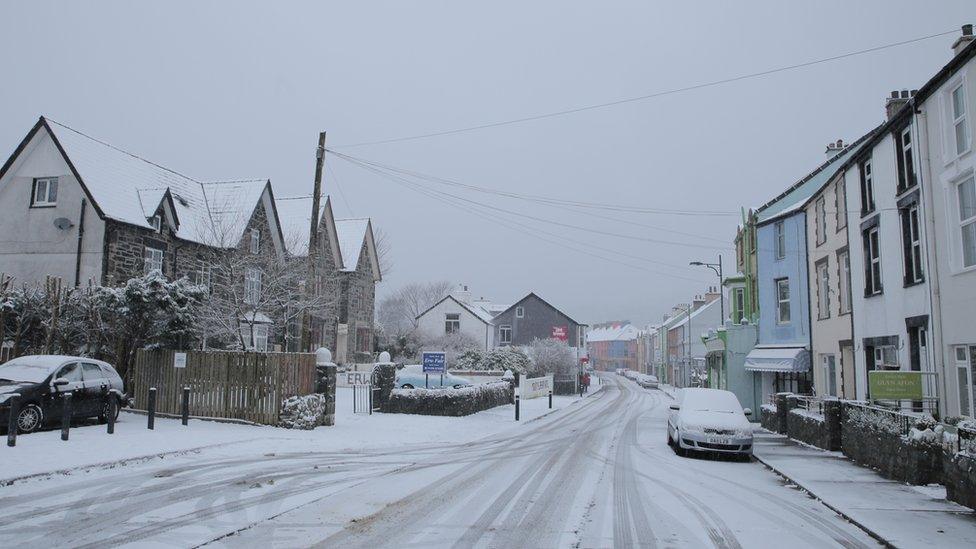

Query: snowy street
<box><xmin>0</xmin><ymin>375</ymin><xmax>878</xmax><ymax>548</ymax></box>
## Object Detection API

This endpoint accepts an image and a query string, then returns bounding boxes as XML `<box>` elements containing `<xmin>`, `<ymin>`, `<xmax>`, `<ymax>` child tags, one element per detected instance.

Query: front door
<box><xmin>841</xmin><ymin>344</ymin><xmax>855</xmax><ymax>399</ymax></box>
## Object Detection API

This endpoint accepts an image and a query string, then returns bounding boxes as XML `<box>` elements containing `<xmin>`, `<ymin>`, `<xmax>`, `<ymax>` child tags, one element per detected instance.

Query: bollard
<box><xmin>107</xmin><ymin>394</ymin><xmax>116</xmax><ymax>435</ymax></box>
<box><xmin>6</xmin><ymin>394</ymin><xmax>20</xmax><ymax>447</ymax></box>
<box><xmin>368</xmin><ymin>384</ymin><xmax>373</xmax><ymax>416</ymax></box>
<box><xmin>515</xmin><ymin>394</ymin><xmax>520</xmax><ymax>421</ymax></box>
<box><xmin>548</xmin><ymin>390</ymin><xmax>553</xmax><ymax>409</ymax></box>
<box><xmin>61</xmin><ymin>392</ymin><xmax>72</xmax><ymax>441</ymax></box>
<box><xmin>181</xmin><ymin>387</ymin><xmax>190</xmax><ymax>426</ymax></box>
<box><xmin>147</xmin><ymin>387</ymin><xmax>157</xmax><ymax>430</ymax></box>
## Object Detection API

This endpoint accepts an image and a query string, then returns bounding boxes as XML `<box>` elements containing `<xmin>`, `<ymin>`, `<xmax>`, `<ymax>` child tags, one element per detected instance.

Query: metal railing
<box><xmin>844</xmin><ymin>401</ymin><xmax>930</xmax><ymax>437</ymax></box>
<box><xmin>793</xmin><ymin>395</ymin><xmax>826</xmax><ymax>416</ymax></box>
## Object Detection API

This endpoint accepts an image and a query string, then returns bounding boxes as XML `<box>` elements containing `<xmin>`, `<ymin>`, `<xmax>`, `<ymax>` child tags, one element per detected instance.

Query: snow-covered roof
<box><xmin>7</xmin><ymin>118</ymin><xmax>271</xmax><ymax>248</ymax></box>
<box><xmin>334</xmin><ymin>218</ymin><xmax>370</xmax><ymax>272</ymax></box>
<box><xmin>415</xmin><ymin>294</ymin><xmax>495</xmax><ymax>325</ymax></box>
<box><xmin>587</xmin><ymin>324</ymin><xmax>640</xmax><ymax>342</ymax></box>
<box><xmin>755</xmin><ymin>128</ymin><xmax>876</xmax><ymax>225</ymax></box>
<box><xmin>667</xmin><ymin>298</ymin><xmax>720</xmax><ymax>330</ymax></box>
<box><xmin>274</xmin><ymin>197</ymin><xmax>325</xmax><ymax>256</ymax></box>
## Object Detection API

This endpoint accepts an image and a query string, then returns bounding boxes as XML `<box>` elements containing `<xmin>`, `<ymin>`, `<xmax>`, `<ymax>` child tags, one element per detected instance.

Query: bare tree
<box><xmin>373</xmin><ymin>227</ymin><xmax>393</xmax><ymax>278</ymax></box>
<box><xmin>195</xmin><ymin>222</ymin><xmax>337</xmax><ymax>351</ymax></box>
<box><xmin>376</xmin><ymin>280</ymin><xmax>453</xmax><ymax>339</ymax></box>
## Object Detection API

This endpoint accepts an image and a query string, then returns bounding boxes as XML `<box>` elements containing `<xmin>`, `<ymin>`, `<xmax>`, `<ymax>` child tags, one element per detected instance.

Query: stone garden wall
<box><xmin>839</xmin><ymin>404</ymin><xmax>943</xmax><ymax>485</ymax></box>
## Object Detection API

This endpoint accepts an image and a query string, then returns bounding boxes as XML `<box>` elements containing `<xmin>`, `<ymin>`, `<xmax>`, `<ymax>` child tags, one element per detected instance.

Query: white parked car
<box><xmin>667</xmin><ymin>388</ymin><xmax>753</xmax><ymax>460</ymax></box>
<box><xmin>637</xmin><ymin>374</ymin><xmax>659</xmax><ymax>389</ymax></box>
<box><xmin>623</xmin><ymin>370</ymin><xmax>640</xmax><ymax>381</ymax></box>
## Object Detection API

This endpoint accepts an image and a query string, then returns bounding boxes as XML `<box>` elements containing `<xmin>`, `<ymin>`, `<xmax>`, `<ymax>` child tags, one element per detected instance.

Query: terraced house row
<box><xmin>0</xmin><ymin>117</ymin><xmax>381</xmax><ymax>363</ymax></box>
<box><xmin>704</xmin><ymin>26</ymin><xmax>976</xmax><ymax>419</ymax></box>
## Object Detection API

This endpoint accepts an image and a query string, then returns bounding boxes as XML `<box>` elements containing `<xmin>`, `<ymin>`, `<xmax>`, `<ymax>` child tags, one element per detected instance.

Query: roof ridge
<box><xmin>43</xmin><ymin>117</ymin><xmax>204</xmax><ymax>185</ymax></box>
<box><xmin>202</xmin><ymin>179</ymin><xmax>269</xmax><ymax>185</ymax></box>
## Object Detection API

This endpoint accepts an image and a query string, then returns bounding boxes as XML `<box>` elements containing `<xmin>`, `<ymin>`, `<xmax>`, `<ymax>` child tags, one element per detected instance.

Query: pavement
<box><xmin>753</xmin><ymin>430</ymin><xmax>976</xmax><ymax>549</ymax></box>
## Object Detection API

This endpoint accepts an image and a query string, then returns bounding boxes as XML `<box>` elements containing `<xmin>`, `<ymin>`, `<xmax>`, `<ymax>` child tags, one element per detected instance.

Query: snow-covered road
<box><xmin>0</xmin><ymin>375</ymin><xmax>879</xmax><ymax>548</ymax></box>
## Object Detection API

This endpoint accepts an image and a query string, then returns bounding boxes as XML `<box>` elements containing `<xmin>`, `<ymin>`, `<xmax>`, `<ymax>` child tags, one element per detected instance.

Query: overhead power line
<box><xmin>335</xmin><ymin>28</ymin><xmax>960</xmax><ymax>148</ymax></box>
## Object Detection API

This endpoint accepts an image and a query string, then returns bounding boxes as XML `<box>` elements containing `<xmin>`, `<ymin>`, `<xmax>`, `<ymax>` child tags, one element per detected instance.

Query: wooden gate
<box><xmin>130</xmin><ymin>349</ymin><xmax>316</xmax><ymax>425</ymax></box>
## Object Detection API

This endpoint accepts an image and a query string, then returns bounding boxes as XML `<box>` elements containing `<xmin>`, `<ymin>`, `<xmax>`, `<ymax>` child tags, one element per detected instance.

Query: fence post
<box><xmin>61</xmin><ymin>393</ymin><xmax>72</xmax><ymax>441</ymax></box>
<box><xmin>6</xmin><ymin>394</ymin><xmax>19</xmax><ymax>447</ymax></box>
<box><xmin>181</xmin><ymin>386</ymin><xmax>190</xmax><ymax>426</ymax></box>
<box><xmin>147</xmin><ymin>387</ymin><xmax>157</xmax><ymax>430</ymax></box>
<box><xmin>514</xmin><ymin>372</ymin><xmax>520</xmax><ymax>421</ymax></box>
<box><xmin>549</xmin><ymin>390</ymin><xmax>553</xmax><ymax>409</ymax></box>
<box><xmin>368</xmin><ymin>383</ymin><xmax>373</xmax><ymax>416</ymax></box>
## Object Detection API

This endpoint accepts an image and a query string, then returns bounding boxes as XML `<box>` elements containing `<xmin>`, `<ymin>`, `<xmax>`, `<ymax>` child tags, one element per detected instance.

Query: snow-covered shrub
<box><xmin>525</xmin><ymin>338</ymin><xmax>574</xmax><ymax>377</ymax></box>
<box><xmin>278</xmin><ymin>394</ymin><xmax>327</xmax><ymax>429</ymax></box>
<box><xmin>454</xmin><ymin>348</ymin><xmax>485</xmax><ymax>370</ymax></box>
<box><xmin>482</xmin><ymin>346</ymin><xmax>531</xmax><ymax>374</ymax></box>
<box><xmin>387</xmin><ymin>381</ymin><xmax>512</xmax><ymax>416</ymax></box>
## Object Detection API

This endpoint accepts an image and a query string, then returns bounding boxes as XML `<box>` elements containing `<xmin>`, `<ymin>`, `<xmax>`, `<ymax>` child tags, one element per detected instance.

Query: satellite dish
<box><xmin>53</xmin><ymin>218</ymin><xmax>74</xmax><ymax>230</ymax></box>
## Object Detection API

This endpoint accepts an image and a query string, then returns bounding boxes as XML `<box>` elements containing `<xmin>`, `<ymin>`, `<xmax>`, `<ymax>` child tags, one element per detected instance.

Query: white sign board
<box><xmin>520</xmin><ymin>375</ymin><xmax>553</xmax><ymax>400</ymax></box>
<box><xmin>338</xmin><ymin>370</ymin><xmax>374</xmax><ymax>387</ymax></box>
<box><xmin>174</xmin><ymin>352</ymin><xmax>187</xmax><ymax>369</ymax></box>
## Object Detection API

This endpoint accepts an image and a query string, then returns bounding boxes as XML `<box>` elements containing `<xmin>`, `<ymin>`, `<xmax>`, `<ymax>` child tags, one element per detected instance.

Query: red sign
<box><xmin>551</xmin><ymin>326</ymin><xmax>568</xmax><ymax>341</ymax></box>
<box><xmin>581</xmin><ymin>357</ymin><xmax>589</xmax><ymax>364</ymax></box>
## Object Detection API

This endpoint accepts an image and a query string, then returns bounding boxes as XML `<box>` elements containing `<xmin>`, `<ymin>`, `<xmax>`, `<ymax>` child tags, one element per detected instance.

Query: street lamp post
<box><xmin>690</xmin><ymin>254</ymin><xmax>724</xmax><ymax>324</ymax></box>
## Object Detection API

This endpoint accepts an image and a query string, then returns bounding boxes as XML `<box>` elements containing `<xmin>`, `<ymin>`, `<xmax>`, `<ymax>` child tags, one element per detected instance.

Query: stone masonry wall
<box><xmin>944</xmin><ymin>452</ymin><xmax>976</xmax><ymax>510</ymax></box>
<box><xmin>840</xmin><ymin>403</ymin><xmax>944</xmax><ymax>485</ymax></box>
<box><xmin>340</xmin><ymin>239</ymin><xmax>376</xmax><ymax>363</ymax></box>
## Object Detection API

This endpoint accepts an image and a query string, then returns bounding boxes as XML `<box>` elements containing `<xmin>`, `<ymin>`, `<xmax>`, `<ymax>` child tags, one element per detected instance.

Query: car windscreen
<box><xmin>682</xmin><ymin>391</ymin><xmax>741</xmax><ymax>413</ymax></box>
<box><xmin>0</xmin><ymin>360</ymin><xmax>54</xmax><ymax>383</ymax></box>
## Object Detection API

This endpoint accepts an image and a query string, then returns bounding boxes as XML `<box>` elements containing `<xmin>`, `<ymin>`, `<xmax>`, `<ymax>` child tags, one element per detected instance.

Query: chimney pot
<box><xmin>953</xmin><ymin>25</ymin><xmax>975</xmax><ymax>56</ymax></box>
<box><xmin>964</xmin><ymin>24</ymin><xmax>973</xmax><ymax>37</ymax></box>
<box><xmin>900</xmin><ymin>89</ymin><xmax>910</xmax><ymax>99</ymax></box>
<box><xmin>890</xmin><ymin>91</ymin><xmax>899</xmax><ymax>99</ymax></box>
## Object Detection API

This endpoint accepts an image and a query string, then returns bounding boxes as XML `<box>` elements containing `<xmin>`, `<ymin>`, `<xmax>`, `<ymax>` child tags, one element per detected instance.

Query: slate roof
<box><xmin>334</xmin><ymin>218</ymin><xmax>371</xmax><ymax>272</ymax></box>
<box><xmin>4</xmin><ymin>117</ymin><xmax>271</xmax><ymax>247</ymax></box>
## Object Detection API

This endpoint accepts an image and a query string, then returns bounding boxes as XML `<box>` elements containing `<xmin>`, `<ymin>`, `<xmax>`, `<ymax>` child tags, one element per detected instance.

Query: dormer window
<box><xmin>149</xmin><ymin>215</ymin><xmax>162</xmax><ymax>232</ymax></box>
<box><xmin>249</xmin><ymin>229</ymin><xmax>260</xmax><ymax>254</ymax></box>
<box><xmin>31</xmin><ymin>177</ymin><xmax>58</xmax><ymax>207</ymax></box>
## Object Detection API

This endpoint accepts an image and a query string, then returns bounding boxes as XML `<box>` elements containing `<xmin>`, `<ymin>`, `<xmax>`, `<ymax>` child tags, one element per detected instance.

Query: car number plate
<box><xmin>706</xmin><ymin>436</ymin><xmax>730</xmax><ymax>444</ymax></box>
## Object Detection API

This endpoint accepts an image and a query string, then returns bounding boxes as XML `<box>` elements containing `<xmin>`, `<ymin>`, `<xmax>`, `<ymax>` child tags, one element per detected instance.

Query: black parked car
<box><xmin>0</xmin><ymin>355</ymin><xmax>132</xmax><ymax>434</ymax></box>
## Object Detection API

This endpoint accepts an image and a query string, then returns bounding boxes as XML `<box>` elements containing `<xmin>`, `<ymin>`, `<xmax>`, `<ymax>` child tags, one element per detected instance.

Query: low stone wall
<box><xmin>787</xmin><ymin>408</ymin><xmax>830</xmax><ymax>449</ymax></box>
<box><xmin>314</xmin><ymin>363</ymin><xmax>337</xmax><ymax>426</ymax></box>
<box><xmin>944</xmin><ymin>452</ymin><xmax>976</xmax><ymax>510</ymax></box>
<box><xmin>385</xmin><ymin>381</ymin><xmax>513</xmax><ymax>417</ymax></box>
<box><xmin>840</xmin><ymin>403</ymin><xmax>943</xmax><ymax>485</ymax></box>
<box><xmin>760</xmin><ymin>404</ymin><xmax>780</xmax><ymax>433</ymax></box>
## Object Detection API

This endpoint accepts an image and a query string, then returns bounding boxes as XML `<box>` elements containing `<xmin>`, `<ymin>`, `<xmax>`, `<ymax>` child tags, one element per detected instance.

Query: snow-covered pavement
<box><xmin>0</xmin><ymin>376</ymin><xmax>880</xmax><ymax>548</ymax></box>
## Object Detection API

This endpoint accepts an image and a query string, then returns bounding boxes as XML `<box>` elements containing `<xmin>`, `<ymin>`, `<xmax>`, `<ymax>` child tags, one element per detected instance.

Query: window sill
<box><xmin>951</xmin><ymin>264</ymin><xmax>976</xmax><ymax>277</ymax></box>
<box><xmin>864</xmin><ymin>291</ymin><xmax>884</xmax><ymax>299</ymax></box>
<box><xmin>903</xmin><ymin>278</ymin><xmax>925</xmax><ymax>289</ymax></box>
<box><xmin>29</xmin><ymin>203</ymin><xmax>57</xmax><ymax>209</ymax></box>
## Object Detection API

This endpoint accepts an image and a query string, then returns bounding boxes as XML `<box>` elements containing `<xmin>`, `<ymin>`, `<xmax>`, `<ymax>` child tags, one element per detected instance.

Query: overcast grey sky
<box><xmin>2</xmin><ymin>1</ymin><xmax>973</xmax><ymax>326</ymax></box>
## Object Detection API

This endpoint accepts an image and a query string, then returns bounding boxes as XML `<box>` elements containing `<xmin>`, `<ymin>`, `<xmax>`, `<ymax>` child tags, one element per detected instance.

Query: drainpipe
<box><xmin>74</xmin><ymin>199</ymin><xmax>87</xmax><ymax>287</ymax></box>
<box><xmin>914</xmin><ymin>105</ymin><xmax>948</xmax><ymax>416</ymax></box>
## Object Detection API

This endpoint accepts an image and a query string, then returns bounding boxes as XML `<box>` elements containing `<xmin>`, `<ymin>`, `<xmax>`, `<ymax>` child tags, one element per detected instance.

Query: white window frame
<box><xmin>245</xmin><ymin>267</ymin><xmax>262</xmax><ymax>304</ymax></box>
<box><xmin>144</xmin><ymin>247</ymin><xmax>164</xmax><ymax>275</ymax></box>
<box><xmin>904</xmin><ymin>204</ymin><xmax>924</xmax><ymax>283</ymax></box>
<box><xmin>775</xmin><ymin>278</ymin><xmax>791</xmax><ymax>325</ymax></box>
<box><xmin>240</xmin><ymin>322</ymin><xmax>270</xmax><ymax>351</ymax></box>
<box><xmin>815</xmin><ymin>197</ymin><xmax>826</xmax><ymax>246</ymax></box>
<box><xmin>515</xmin><ymin>306</ymin><xmax>524</xmax><ymax>318</ymax></box>
<box><xmin>838</xmin><ymin>250</ymin><xmax>851</xmax><ymax>314</ymax></box>
<box><xmin>148</xmin><ymin>215</ymin><xmax>161</xmax><ymax>232</ymax></box>
<box><xmin>816</xmin><ymin>260</ymin><xmax>830</xmax><ymax>320</ymax></box>
<box><xmin>898</xmin><ymin>126</ymin><xmax>915</xmax><ymax>191</ymax></box>
<box><xmin>822</xmin><ymin>354</ymin><xmax>837</xmax><ymax>397</ymax></box>
<box><xmin>774</xmin><ymin>221</ymin><xmax>786</xmax><ymax>260</ymax></box>
<box><xmin>31</xmin><ymin>177</ymin><xmax>59</xmax><ymax>206</ymax></box>
<box><xmin>445</xmin><ymin>312</ymin><xmax>460</xmax><ymax>334</ymax></box>
<box><xmin>955</xmin><ymin>345</ymin><xmax>974</xmax><ymax>418</ymax></box>
<box><xmin>874</xmin><ymin>345</ymin><xmax>899</xmax><ymax>370</ymax></box>
<box><xmin>835</xmin><ymin>180</ymin><xmax>847</xmax><ymax>230</ymax></box>
<box><xmin>250</xmin><ymin>229</ymin><xmax>260</xmax><ymax>255</ymax></box>
<box><xmin>950</xmin><ymin>82</ymin><xmax>971</xmax><ymax>158</ymax></box>
<box><xmin>861</xmin><ymin>159</ymin><xmax>875</xmax><ymax>214</ymax></box>
<box><xmin>499</xmin><ymin>325</ymin><xmax>512</xmax><ymax>345</ymax></box>
<box><xmin>957</xmin><ymin>176</ymin><xmax>976</xmax><ymax>269</ymax></box>
<box><xmin>866</xmin><ymin>227</ymin><xmax>882</xmax><ymax>295</ymax></box>
<box><xmin>733</xmin><ymin>287</ymin><xmax>745</xmax><ymax>324</ymax></box>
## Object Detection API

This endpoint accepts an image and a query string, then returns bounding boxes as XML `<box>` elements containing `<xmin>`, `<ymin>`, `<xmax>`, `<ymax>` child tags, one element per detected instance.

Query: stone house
<box><xmin>0</xmin><ymin>116</ymin><xmax>379</xmax><ymax>355</ymax></box>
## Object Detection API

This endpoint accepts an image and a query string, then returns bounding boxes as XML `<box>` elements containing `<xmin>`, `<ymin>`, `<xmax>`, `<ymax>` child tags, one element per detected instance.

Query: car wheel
<box><xmin>16</xmin><ymin>403</ymin><xmax>43</xmax><ymax>434</ymax></box>
<box><xmin>401</xmin><ymin>384</ymin><xmax>414</xmax><ymax>389</ymax></box>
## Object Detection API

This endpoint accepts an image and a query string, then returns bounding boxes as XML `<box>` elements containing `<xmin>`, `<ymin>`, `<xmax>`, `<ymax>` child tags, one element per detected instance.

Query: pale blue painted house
<box><xmin>745</xmin><ymin>139</ymin><xmax>870</xmax><ymax>402</ymax></box>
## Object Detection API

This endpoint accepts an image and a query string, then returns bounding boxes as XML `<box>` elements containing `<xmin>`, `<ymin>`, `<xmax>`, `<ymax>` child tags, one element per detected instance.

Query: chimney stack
<box><xmin>825</xmin><ymin>139</ymin><xmax>846</xmax><ymax>157</ymax></box>
<box><xmin>952</xmin><ymin>24</ymin><xmax>974</xmax><ymax>57</ymax></box>
<box><xmin>885</xmin><ymin>90</ymin><xmax>915</xmax><ymax>120</ymax></box>
<box><xmin>692</xmin><ymin>294</ymin><xmax>706</xmax><ymax>310</ymax></box>
<box><xmin>451</xmin><ymin>284</ymin><xmax>472</xmax><ymax>304</ymax></box>
<box><xmin>704</xmin><ymin>286</ymin><xmax>721</xmax><ymax>303</ymax></box>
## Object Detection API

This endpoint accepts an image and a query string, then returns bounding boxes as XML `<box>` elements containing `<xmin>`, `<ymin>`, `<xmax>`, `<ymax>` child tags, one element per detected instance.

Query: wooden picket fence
<box><xmin>130</xmin><ymin>349</ymin><xmax>317</xmax><ymax>425</ymax></box>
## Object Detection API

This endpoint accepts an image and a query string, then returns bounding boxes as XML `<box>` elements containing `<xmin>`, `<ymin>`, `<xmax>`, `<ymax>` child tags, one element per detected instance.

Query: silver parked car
<box><xmin>667</xmin><ymin>388</ymin><xmax>753</xmax><ymax>460</ymax></box>
<box><xmin>637</xmin><ymin>374</ymin><xmax>659</xmax><ymax>389</ymax></box>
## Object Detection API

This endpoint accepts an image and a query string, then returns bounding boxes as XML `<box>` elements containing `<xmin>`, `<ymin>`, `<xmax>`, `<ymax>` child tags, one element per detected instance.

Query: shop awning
<box><xmin>744</xmin><ymin>346</ymin><xmax>810</xmax><ymax>372</ymax></box>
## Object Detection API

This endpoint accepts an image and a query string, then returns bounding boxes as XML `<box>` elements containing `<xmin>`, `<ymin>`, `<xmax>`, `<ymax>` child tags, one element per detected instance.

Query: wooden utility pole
<box><xmin>301</xmin><ymin>132</ymin><xmax>327</xmax><ymax>351</ymax></box>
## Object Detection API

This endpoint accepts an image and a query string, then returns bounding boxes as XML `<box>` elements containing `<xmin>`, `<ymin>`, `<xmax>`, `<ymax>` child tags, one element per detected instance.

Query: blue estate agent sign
<box><xmin>422</xmin><ymin>352</ymin><xmax>446</xmax><ymax>374</ymax></box>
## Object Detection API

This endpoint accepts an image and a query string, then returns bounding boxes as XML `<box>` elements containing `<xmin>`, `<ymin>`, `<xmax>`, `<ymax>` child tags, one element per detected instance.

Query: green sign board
<box><xmin>868</xmin><ymin>371</ymin><xmax>924</xmax><ymax>400</ymax></box>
